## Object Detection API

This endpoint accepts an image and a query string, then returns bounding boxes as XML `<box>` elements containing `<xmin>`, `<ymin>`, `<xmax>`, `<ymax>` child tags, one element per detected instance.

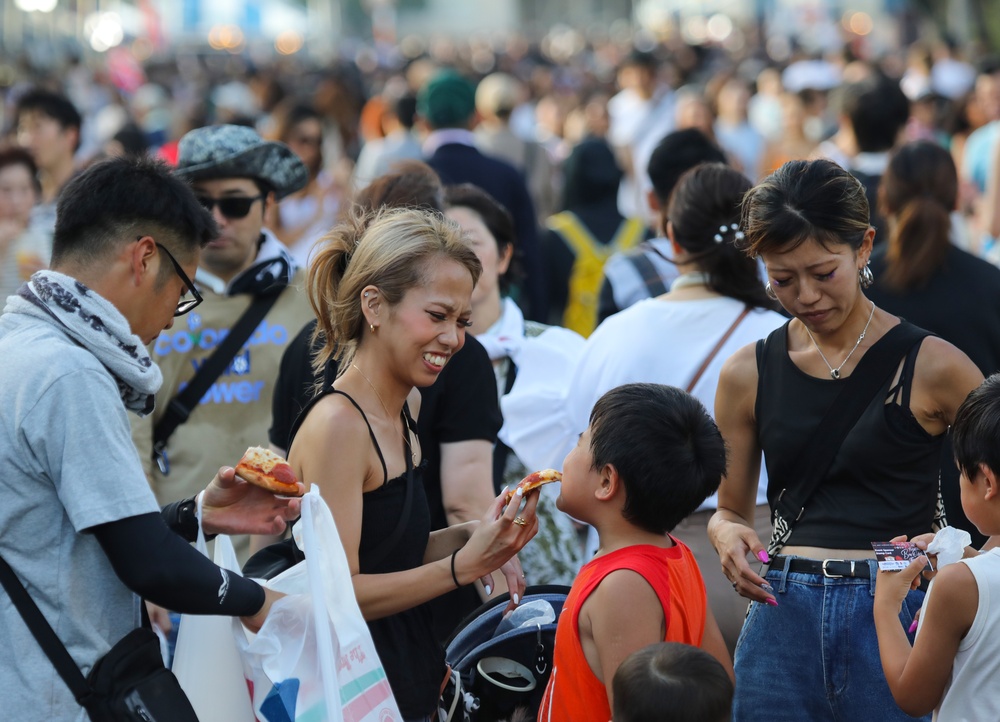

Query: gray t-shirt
<box><xmin>0</xmin><ymin>312</ymin><xmax>160</xmax><ymax>721</ymax></box>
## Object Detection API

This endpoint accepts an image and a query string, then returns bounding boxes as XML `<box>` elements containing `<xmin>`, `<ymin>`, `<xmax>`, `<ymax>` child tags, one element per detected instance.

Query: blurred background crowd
<box><xmin>6</xmin><ymin>1</ymin><xmax>1000</xmax><ymax>282</ymax></box>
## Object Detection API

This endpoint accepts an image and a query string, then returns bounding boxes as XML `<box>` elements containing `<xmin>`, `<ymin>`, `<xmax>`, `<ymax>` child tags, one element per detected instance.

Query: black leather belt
<box><xmin>770</xmin><ymin>556</ymin><xmax>873</xmax><ymax>578</ymax></box>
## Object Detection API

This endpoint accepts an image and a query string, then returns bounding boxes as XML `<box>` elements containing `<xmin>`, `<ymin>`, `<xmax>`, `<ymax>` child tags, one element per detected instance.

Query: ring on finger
<box><xmin>513</xmin><ymin>516</ymin><xmax>527</xmax><ymax>527</ymax></box>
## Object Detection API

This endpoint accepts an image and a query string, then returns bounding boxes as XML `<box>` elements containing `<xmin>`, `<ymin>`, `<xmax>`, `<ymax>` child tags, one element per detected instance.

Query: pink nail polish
<box><xmin>908</xmin><ymin>619</ymin><xmax>918</xmax><ymax>634</ymax></box>
<box><xmin>765</xmin><ymin>598</ymin><xmax>778</xmax><ymax>607</ymax></box>
<box><xmin>757</xmin><ymin>550</ymin><xmax>770</xmax><ymax>563</ymax></box>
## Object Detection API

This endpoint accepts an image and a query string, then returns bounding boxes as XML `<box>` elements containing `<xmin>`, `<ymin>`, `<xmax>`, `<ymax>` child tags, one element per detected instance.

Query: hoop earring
<box><xmin>859</xmin><ymin>263</ymin><xmax>874</xmax><ymax>289</ymax></box>
<box><xmin>765</xmin><ymin>282</ymin><xmax>778</xmax><ymax>301</ymax></box>
<box><xmin>369</xmin><ymin>324</ymin><xmax>376</xmax><ymax>334</ymax></box>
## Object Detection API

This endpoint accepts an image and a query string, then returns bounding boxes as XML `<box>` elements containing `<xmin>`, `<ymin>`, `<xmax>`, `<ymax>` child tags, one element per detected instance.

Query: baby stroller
<box><xmin>440</xmin><ymin>585</ymin><xmax>570</xmax><ymax>722</ymax></box>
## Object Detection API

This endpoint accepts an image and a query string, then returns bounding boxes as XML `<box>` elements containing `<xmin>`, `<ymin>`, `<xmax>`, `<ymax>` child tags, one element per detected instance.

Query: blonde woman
<box><xmin>289</xmin><ymin>208</ymin><xmax>537</xmax><ymax>722</ymax></box>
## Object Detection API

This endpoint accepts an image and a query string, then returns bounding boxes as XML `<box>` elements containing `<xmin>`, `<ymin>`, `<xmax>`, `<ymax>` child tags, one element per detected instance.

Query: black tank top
<box><xmin>295</xmin><ymin>389</ymin><xmax>444</xmax><ymax>717</ymax></box>
<box><xmin>755</xmin><ymin>321</ymin><xmax>943</xmax><ymax>549</ymax></box>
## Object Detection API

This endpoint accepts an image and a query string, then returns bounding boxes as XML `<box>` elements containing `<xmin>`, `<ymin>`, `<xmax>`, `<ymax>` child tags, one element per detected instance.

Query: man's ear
<box><xmin>131</xmin><ymin>235</ymin><xmax>158</xmax><ymax>287</ymax></box>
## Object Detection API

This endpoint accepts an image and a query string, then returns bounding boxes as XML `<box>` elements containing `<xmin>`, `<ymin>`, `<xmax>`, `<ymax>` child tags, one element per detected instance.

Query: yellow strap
<box><xmin>548</xmin><ymin>213</ymin><xmax>647</xmax><ymax>336</ymax></box>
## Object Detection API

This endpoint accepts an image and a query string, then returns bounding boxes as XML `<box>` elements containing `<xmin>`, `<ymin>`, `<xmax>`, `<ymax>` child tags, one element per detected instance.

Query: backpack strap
<box><xmin>152</xmin><ymin>290</ymin><xmax>283</xmax><ymax>474</ymax></box>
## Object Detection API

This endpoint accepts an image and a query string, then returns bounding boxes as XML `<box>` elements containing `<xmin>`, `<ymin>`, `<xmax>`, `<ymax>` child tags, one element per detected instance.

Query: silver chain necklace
<box><xmin>803</xmin><ymin>301</ymin><xmax>876</xmax><ymax>379</ymax></box>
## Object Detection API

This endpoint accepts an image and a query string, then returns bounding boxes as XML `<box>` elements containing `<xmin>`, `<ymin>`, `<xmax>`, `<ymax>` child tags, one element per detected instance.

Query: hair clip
<box><xmin>734</xmin><ymin>231</ymin><xmax>745</xmax><ymax>240</ymax></box>
<box><xmin>730</xmin><ymin>223</ymin><xmax>739</xmax><ymax>231</ymax></box>
<box><xmin>714</xmin><ymin>234</ymin><xmax>724</xmax><ymax>243</ymax></box>
<box><xmin>719</xmin><ymin>225</ymin><xmax>728</xmax><ymax>233</ymax></box>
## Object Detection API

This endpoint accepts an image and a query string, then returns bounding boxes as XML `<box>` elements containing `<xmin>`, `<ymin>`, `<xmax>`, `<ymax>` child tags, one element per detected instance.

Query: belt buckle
<box><xmin>821</xmin><ymin>559</ymin><xmax>854</xmax><ymax>578</ymax></box>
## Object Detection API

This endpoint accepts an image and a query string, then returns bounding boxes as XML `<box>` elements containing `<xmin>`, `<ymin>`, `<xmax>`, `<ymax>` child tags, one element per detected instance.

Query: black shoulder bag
<box><xmin>764</xmin><ymin>323</ymin><xmax>929</xmax><ymax>556</ymax></box>
<box><xmin>0</xmin><ymin>554</ymin><xmax>197</xmax><ymax>721</ymax></box>
<box><xmin>152</xmin><ymin>291</ymin><xmax>281</xmax><ymax>475</ymax></box>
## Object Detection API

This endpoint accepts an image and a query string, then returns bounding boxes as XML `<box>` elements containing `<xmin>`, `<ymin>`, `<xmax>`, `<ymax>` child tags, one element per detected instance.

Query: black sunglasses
<box><xmin>196</xmin><ymin>194</ymin><xmax>264</xmax><ymax>219</ymax></box>
<box><xmin>150</xmin><ymin>241</ymin><xmax>203</xmax><ymax>316</ymax></box>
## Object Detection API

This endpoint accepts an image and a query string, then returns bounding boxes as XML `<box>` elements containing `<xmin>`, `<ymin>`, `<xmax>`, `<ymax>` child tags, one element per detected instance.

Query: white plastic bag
<box><xmin>172</xmin><ymin>497</ymin><xmax>256</xmax><ymax>721</ymax></box>
<box><xmin>236</xmin><ymin>485</ymin><xmax>402</xmax><ymax>722</ymax></box>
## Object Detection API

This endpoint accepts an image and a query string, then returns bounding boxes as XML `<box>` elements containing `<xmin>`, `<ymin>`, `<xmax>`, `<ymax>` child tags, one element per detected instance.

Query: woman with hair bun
<box><xmin>554</xmin><ymin>163</ymin><xmax>786</xmax><ymax>652</ymax></box>
<box><xmin>289</xmin><ymin>207</ymin><xmax>537</xmax><ymax>722</ymax></box>
<box><xmin>708</xmin><ymin>158</ymin><xmax>983</xmax><ymax>721</ymax></box>
<box><xmin>868</xmin><ymin>140</ymin><xmax>1000</xmax><ymax>547</ymax></box>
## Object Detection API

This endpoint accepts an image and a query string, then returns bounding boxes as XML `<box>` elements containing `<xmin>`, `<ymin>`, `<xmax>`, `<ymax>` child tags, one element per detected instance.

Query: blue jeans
<box><xmin>733</xmin><ymin>556</ymin><xmax>929</xmax><ymax>722</ymax></box>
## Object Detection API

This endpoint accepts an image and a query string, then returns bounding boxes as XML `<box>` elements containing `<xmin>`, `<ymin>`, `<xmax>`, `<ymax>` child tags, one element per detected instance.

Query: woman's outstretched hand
<box><xmin>456</xmin><ymin>487</ymin><xmax>539</xmax><ymax>614</ymax></box>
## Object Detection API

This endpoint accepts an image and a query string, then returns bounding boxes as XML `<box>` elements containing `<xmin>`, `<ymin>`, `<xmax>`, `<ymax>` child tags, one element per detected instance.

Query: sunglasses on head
<box><xmin>196</xmin><ymin>194</ymin><xmax>264</xmax><ymax>219</ymax></box>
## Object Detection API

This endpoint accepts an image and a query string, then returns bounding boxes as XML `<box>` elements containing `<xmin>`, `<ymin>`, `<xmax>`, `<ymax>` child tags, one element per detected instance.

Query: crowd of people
<box><xmin>5</xmin><ymin>24</ymin><xmax>1000</xmax><ymax>722</ymax></box>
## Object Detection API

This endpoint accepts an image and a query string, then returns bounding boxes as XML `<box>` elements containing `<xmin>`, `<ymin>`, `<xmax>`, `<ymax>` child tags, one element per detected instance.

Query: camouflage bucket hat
<box><xmin>174</xmin><ymin>124</ymin><xmax>309</xmax><ymax>200</ymax></box>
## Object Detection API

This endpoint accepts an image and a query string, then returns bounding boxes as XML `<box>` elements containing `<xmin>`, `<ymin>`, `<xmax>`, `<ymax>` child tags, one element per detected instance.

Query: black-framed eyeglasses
<box><xmin>195</xmin><ymin>194</ymin><xmax>264</xmax><ymax>219</ymax></box>
<box><xmin>150</xmin><ymin>240</ymin><xmax>203</xmax><ymax>316</ymax></box>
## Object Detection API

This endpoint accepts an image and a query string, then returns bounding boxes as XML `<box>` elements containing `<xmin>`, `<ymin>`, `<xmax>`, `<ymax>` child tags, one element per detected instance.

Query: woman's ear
<box><xmin>360</xmin><ymin>285</ymin><xmax>381</xmax><ymax>328</ymax></box>
<box><xmin>859</xmin><ymin>227</ymin><xmax>876</xmax><ymax>265</ymax></box>
<box><xmin>498</xmin><ymin>243</ymin><xmax>514</xmax><ymax>276</ymax></box>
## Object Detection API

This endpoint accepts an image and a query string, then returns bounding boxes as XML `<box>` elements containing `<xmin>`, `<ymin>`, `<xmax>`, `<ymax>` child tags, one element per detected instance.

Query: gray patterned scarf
<box><xmin>5</xmin><ymin>271</ymin><xmax>163</xmax><ymax>415</ymax></box>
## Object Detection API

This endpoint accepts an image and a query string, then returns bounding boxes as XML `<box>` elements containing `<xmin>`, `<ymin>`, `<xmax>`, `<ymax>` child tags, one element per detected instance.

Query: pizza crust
<box><xmin>505</xmin><ymin>469</ymin><xmax>562</xmax><ymax>505</ymax></box>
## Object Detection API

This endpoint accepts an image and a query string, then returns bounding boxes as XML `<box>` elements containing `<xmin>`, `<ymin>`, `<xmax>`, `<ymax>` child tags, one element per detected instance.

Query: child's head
<box><xmin>612</xmin><ymin>642</ymin><xmax>732</xmax><ymax>722</ymax></box>
<box><xmin>561</xmin><ymin>383</ymin><xmax>725</xmax><ymax>534</ymax></box>
<box><xmin>951</xmin><ymin>374</ymin><xmax>1000</xmax><ymax>533</ymax></box>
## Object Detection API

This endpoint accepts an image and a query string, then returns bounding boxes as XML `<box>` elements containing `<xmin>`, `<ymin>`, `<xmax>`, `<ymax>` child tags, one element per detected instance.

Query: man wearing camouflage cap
<box><xmin>131</xmin><ymin>124</ymin><xmax>315</xmax><ymax>569</ymax></box>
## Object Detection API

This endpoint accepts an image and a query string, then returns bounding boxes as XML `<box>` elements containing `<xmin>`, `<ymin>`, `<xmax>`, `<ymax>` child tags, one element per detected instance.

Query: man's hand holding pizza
<box><xmin>201</xmin><ymin>464</ymin><xmax>304</xmax><ymax>537</ymax></box>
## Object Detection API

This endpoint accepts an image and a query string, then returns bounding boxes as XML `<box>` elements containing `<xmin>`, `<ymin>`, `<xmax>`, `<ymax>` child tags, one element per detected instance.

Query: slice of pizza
<box><xmin>504</xmin><ymin>469</ymin><xmax>562</xmax><ymax>505</ymax></box>
<box><xmin>235</xmin><ymin>446</ymin><xmax>303</xmax><ymax>496</ymax></box>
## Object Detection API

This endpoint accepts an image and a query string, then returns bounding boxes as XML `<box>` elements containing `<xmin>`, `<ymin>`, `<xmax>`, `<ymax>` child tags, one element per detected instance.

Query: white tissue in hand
<box><xmin>926</xmin><ymin>526</ymin><xmax>972</xmax><ymax>568</ymax></box>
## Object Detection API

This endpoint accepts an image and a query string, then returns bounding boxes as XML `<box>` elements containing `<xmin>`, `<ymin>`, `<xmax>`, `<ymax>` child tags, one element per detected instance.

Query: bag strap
<box><xmin>771</xmin><ymin>322</ymin><xmax>930</xmax><ymax>528</ymax></box>
<box><xmin>686</xmin><ymin>306</ymin><xmax>751</xmax><ymax>393</ymax></box>
<box><xmin>0</xmin><ymin>554</ymin><xmax>95</xmax><ymax>707</ymax></box>
<box><xmin>152</xmin><ymin>290</ymin><xmax>283</xmax><ymax>473</ymax></box>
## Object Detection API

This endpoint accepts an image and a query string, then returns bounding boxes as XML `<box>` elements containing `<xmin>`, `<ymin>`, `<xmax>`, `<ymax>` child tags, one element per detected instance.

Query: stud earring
<box><xmin>364</xmin><ymin>292</ymin><xmax>369</xmax><ymax>298</ymax></box>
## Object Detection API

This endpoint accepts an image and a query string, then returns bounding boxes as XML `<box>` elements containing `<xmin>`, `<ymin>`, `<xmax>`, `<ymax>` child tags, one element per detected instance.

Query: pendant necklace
<box><xmin>803</xmin><ymin>301</ymin><xmax>876</xmax><ymax>379</ymax></box>
<box><xmin>351</xmin><ymin>363</ymin><xmax>418</xmax><ymax>465</ymax></box>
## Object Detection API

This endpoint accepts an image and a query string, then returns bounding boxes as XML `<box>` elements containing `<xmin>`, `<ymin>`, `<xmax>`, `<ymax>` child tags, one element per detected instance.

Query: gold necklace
<box><xmin>351</xmin><ymin>363</ymin><xmax>418</xmax><ymax>465</ymax></box>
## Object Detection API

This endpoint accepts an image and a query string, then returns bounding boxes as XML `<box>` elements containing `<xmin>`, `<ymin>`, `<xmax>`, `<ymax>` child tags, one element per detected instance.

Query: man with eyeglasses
<box><xmin>130</xmin><ymin>125</ymin><xmax>313</xmax><ymax>570</ymax></box>
<box><xmin>0</xmin><ymin>155</ymin><xmax>301</xmax><ymax>720</ymax></box>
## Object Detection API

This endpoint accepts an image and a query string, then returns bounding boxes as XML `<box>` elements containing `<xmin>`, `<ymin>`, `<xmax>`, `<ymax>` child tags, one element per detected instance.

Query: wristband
<box><xmin>451</xmin><ymin>549</ymin><xmax>464</xmax><ymax>588</ymax></box>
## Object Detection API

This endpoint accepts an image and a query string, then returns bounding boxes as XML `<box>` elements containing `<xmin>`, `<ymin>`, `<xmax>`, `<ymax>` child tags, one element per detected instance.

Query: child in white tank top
<box><xmin>873</xmin><ymin>374</ymin><xmax>1000</xmax><ymax>721</ymax></box>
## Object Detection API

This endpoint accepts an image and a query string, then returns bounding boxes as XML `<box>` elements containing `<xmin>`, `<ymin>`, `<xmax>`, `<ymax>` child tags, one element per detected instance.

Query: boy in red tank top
<box><xmin>537</xmin><ymin>383</ymin><xmax>734</xmax><ymax>722</ymax></box>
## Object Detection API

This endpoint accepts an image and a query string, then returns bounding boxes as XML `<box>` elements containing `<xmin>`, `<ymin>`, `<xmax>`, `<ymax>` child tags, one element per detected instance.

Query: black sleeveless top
<box><xmin>755</xmin><ymin>321</ymin><xmax>943</xmax><ymax>549</ymax></box>
<box><xmin>295</xmin><ymin>389</ymin><xmax>444</xmax><ymax>718</ymax></box>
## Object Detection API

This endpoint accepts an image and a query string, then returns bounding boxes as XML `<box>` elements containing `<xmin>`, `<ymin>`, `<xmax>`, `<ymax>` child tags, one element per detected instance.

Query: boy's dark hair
<box><xmin>16</xmin><ymin>89</ymin><xmax>83</xmax><ymax>152</ymax></box>
<box><xmin>445</xmin><ymin>183</ymin><xmax>522</xmax><ymax>292</ymax></box>
<box><xmin>841</xmin><ymin>75</ymin><xmax>909</xmax><ymax>153</ymax></box>
<box><xmin>647</xmin><ymin>129</ymin><xmax>727</xmax><ymax>205</ymax></box>
<box><xmin>612</xmin><ymin>642</ymin><xmax>732</xmax><ymax>722</ymax></box>
<box><xmin>52</xmin><ymin>155</ymin><xmax>217</xmax><ymax>269</ymax></box>
<box><xmin>589</xmin><ymin>384</ymin><xmax>725</xmax><ymax>534</ymax></box>
<box><xmin>952</xmin><ymin>374</ymin><xmax>1000</xmax><ymax>481</ymax></box>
